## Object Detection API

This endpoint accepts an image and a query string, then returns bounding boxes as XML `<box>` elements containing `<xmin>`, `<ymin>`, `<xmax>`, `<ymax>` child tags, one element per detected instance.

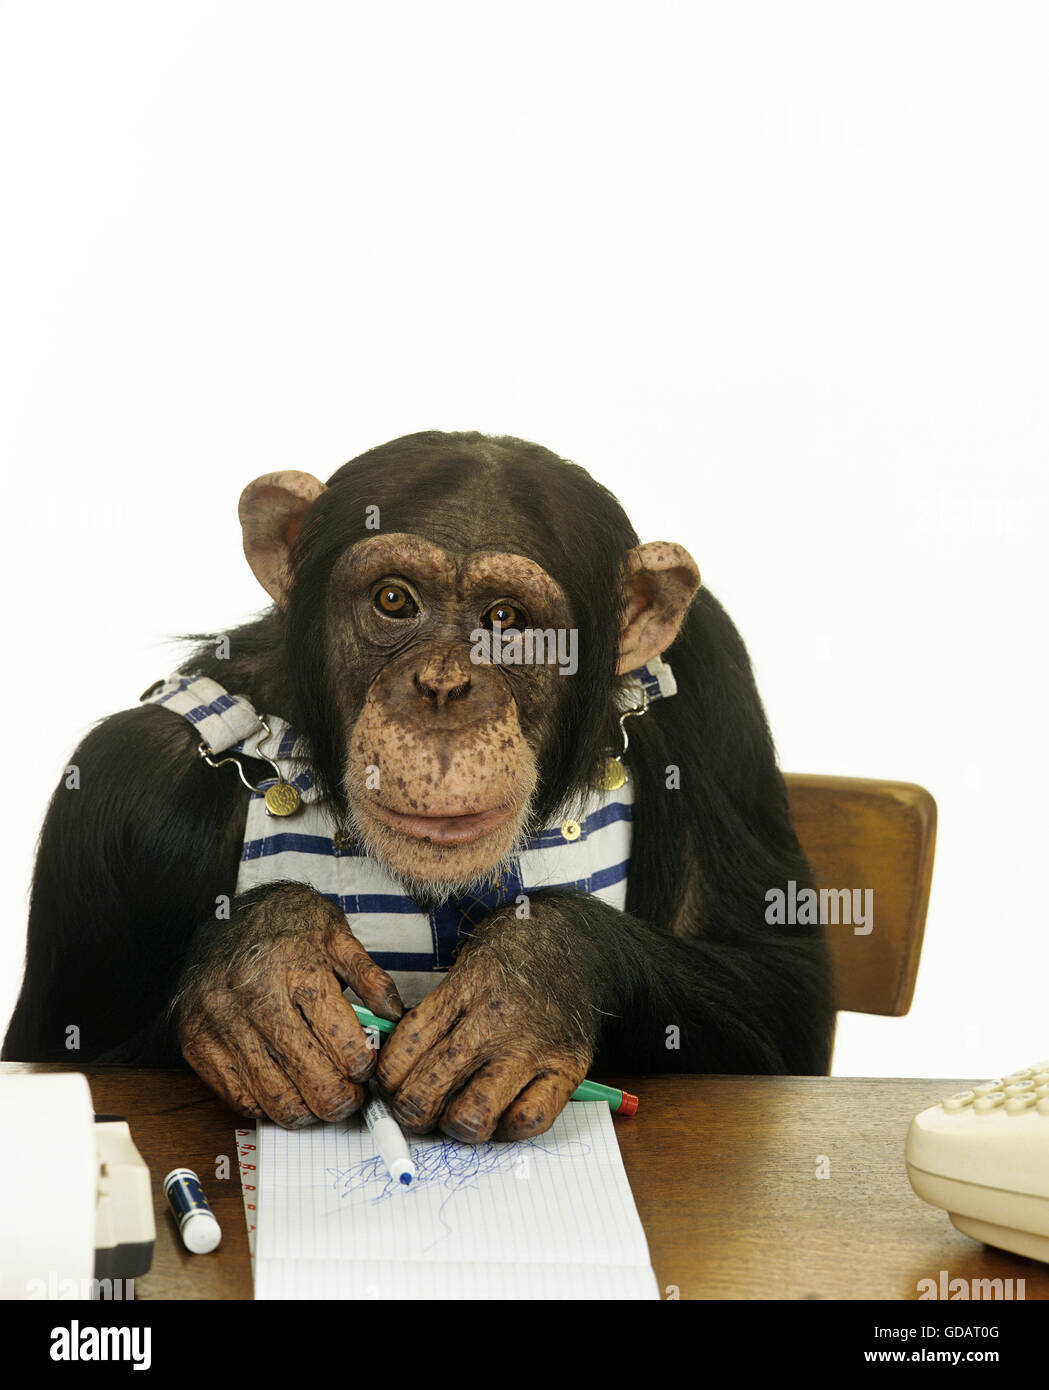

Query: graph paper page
<box><xmin>252</xmin><ymin>1102</ymin><xmax>659</xmax><ymax>1299</ymax></box>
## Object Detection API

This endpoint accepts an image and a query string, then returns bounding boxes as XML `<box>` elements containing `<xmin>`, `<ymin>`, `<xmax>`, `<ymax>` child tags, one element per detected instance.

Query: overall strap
<box><xmin>142</xmin><ymin>674</ymin><xmax>262</xmax><ymax>754</ymax></box>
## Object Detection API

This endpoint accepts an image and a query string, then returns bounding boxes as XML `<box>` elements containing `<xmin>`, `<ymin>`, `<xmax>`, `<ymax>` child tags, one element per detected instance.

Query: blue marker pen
<box><xmin>164</xmin><ymin>1168</ymin><xmax>222</xmax><ymax>1253</ymax></box>
<box><xmin>362</xmin><ymin>1086</ymin><xmax>416</xmax><ymax>1187</ymax></box>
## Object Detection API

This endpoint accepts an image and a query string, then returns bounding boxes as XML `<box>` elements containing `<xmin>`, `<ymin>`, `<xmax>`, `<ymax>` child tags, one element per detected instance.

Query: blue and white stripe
<box><xmin>144</xmin><ymin>656</ymin><xmax>676</xmax><ymax>1007</ymax></box>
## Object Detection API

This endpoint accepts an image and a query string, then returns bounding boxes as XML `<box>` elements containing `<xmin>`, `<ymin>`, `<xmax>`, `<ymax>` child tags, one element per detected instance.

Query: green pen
<box><xmin>352</xmin><ymin>1004</ymin><xmax>639</xmax><ymax>1116</ymax></box>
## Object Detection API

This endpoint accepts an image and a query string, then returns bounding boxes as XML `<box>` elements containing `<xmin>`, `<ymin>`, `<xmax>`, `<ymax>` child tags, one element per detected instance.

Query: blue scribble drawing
<box><xmin>324</xmin><ymin>1132</ymin><xmax>592</xmax><ymax>1250</ymax></box>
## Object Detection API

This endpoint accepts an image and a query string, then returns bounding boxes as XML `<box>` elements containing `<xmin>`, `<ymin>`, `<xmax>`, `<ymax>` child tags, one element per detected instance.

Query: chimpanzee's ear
<box><xmin>239</xmin><ymin>472</ymin><xmax>327</xmax><ymax>605</ymax></box>
<box><xmin>616</xmin><ymin>542</ymin><xmax>701</xmax><ymax>674</ymax></box>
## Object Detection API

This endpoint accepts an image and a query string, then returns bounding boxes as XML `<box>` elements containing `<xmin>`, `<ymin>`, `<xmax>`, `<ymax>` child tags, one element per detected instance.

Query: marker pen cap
<box><xmin>181</xmin><ymin>1210</ymin><xmax>222</xmax><ymax>1254</ymax></box>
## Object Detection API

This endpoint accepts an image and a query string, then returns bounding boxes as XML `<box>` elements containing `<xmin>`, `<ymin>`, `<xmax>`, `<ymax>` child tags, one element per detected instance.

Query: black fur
<box><xmin>3</xmin><ymin>431</ymin><xmax>833</xmax><ymax>1074</ymax></box>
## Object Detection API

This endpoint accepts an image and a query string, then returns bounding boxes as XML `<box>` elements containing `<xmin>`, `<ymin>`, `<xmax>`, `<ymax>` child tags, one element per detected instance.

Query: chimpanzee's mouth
<box><xmin>367</xmin><ymin>802</ymin><xmax>514</xmax><ymax>846</ymax></box>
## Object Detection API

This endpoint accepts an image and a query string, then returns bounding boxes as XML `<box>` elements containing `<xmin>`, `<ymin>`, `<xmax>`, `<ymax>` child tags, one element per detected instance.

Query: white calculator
<box><xmin>905</xmin><ymin>1060</ymin><xmax>1049</xmax><ymax>1263</ymax></box>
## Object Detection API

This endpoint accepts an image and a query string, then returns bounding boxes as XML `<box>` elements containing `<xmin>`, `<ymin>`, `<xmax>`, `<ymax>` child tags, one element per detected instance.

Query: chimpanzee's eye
<box><xmin>374</xmin><ymin>583</ymin><xmax>418</xmax><ymax>617</ymax></box>
<box><xmin>482</xmin><ymin>601</ymin><xmax>526</xmax><ymax>630</ymax></box>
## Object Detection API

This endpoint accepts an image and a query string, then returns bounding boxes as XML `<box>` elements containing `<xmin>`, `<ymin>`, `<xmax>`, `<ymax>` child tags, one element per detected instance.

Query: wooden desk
<box><xmin>4</xmin><ymin>1064</ymin><xmax>1046</xmax><ymax>1300</ymax></box>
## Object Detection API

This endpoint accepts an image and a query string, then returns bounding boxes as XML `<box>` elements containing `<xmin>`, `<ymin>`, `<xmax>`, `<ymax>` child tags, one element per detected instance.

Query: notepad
<box><xmin>242</xmin><ymin>1103</ymin><xmax>659</xmax><ymax>1299</ymax></box>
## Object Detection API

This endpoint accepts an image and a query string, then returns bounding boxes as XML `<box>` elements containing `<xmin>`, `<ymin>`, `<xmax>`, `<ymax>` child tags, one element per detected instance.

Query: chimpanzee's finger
<box><xmin>238</xmin><ymin>1032</ymin><xmax>316</xmax><ymax>1128</ymax></box>
<box><xmin>376</xmin><ymin>978</ymin><xmax>463</xmax><ymax>1095</ymax></box>
<box><xmin>438</xmin><ymin>1054</ymin><xmax>539</xmax><ymax>1143</ymax></box>
<box><xmin>251</xmin><ymin>984</ymin><xmax>368</xmax><ymax>1120</ymax></box>
<box><xmin>492</xmin><ymin>1060</ymin><xmax>586</xmax><ymax>1140</ymax></box>
<box><xmin>254</xmin><ymin>1007</ymin><xmax>367</xmax><ymax>1122</ymax></box>
<box><xmin>288</xmin><ymin>967</ymin><xmax>379</xmax><ymax>1084</ymax></box>
<box><xmin>384</xmin><ymin>1022</ymin><xmax>489</xmax><ymax>1133</ymax></box>
<box><xmin>325</xmin><ymin>925</ymin><xmax>405</xmax><ymax>1021</ymax></box>
<box><xmin>182</xmin><ymin>1032</ymin><xmax>265</xmax><ymax>1119</ymax></box>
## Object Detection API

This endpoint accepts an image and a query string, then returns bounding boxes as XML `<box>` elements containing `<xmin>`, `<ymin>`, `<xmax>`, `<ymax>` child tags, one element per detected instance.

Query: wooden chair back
<box><xmin>783</xmin><ymin>774</ymin><xmax>937</xmax><ymax>1015</ymax></box>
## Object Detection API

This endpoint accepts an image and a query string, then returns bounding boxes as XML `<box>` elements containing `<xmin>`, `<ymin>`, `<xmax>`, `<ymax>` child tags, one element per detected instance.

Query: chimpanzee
<box><xmin>3</xmin><ymin>431</ymin><xmax>833</xmax><ymax>1139</ymax></box>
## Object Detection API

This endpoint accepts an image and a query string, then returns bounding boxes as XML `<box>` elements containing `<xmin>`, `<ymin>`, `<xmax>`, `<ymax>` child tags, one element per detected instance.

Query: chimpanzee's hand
<box><xmin>176</xmin><ymin>883</ymin><xmax>404</xmax><ymax>1127</ymax></box>
<box><xmin>377</xmin><ymin>902</ymin><xmax>603</xmax><ymax>1142</ymax></box>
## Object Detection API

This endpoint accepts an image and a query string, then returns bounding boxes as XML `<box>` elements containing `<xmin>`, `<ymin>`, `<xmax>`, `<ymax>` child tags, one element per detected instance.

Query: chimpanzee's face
<box><xmin>325</xmin><ymin>532</ymin><xmax>573</xmax><ymax>890</ymax></box>
<box><xmin>238</xmin><ymin>438</ymin><xmax>701</xmax><ymax>898</ymax></box>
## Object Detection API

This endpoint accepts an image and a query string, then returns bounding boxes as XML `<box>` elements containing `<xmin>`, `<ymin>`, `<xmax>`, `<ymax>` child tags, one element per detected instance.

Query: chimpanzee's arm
<box><xmin>375</xmin><ymin>868</ymin><xmax>832</xmax><ymax>1143</ymax></box>
<box><xmin>518</xmin><ymin>889</ymin><xmax>834</xmax><ymax>1077</ymax></box>
<box><xmin>3</xmin><ymin>702</ymin><xmax>406</xmax><ymax>1127</ymax></box>
<box><xmin>1</xmin><ymin>705</ymin><xmax>246</xmax><ymax>1064</ymax></box>
<box><xmin>593</xmin><ymin>587</ymin><xmax>835</xmax><ymax>1074</ymax></box>
<box><xmin>576</xmin><ymin>589</ymin><xmax>833</xmax><ymax>1075</ymax></box>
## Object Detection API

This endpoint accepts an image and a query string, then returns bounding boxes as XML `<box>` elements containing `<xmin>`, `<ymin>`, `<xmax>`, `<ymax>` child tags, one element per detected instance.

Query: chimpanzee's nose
<box><xmin>412</xmin><ymin>664</ymin><xmax>472</xmax><ymax>710</ymax></box>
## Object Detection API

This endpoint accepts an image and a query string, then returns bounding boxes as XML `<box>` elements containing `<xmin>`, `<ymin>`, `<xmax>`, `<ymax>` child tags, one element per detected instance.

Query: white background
<box><xmin>1</xmin><ymin>1</ymin><xmax>1046</xmax><ymax>1077</ymax></box>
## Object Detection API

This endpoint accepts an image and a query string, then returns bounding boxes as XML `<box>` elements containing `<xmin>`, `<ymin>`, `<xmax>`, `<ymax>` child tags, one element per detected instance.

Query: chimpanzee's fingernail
<box><xmin>329</xmin><ymin>1093</ymin><xmax>362</xmax><ymax>1120</ymax></box>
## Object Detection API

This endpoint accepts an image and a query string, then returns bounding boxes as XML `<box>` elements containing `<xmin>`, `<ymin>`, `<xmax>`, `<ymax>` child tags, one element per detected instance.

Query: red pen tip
<box><xmin>617</xmin><ymin>1091</ymin><xmax>639</xmax><ymax>1117</ymax></box>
